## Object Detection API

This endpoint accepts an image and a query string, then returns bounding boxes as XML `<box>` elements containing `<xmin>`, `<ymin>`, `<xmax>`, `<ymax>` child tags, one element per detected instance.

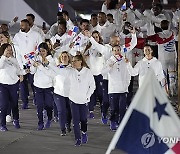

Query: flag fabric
<box><xmin>68</xmin><ymin>26</ymin><xmax>79</xmax><ymax>37</ymax></box>
<box><xmin>125</xmin><ymin>38</ymin><xmax>146</xmax><ymax>49</ymax></box>
<box><xmin>24</xmin><ymin>51</ymin><xmax>35</xmax><ymax>60</ymax></box>
<box><xmin>24</xmin><ymin>51</ymin><xmax>36</xmax><ymax>66</ymax></box>
<box><xmin>123</xmin><ymin>47</ymin><xmax>127</xmax><ymax>53</ymax></box>
<box><xmin>130</xmin><ymin>0</ymin><xmax>134</xmax><ymax>9</ymax></box>
<box><xmin>58</xmin><ymin>3</ymin><xmax>64</xmax><ymax>12</ymax></box>
<box><xmin>123</xmin><ymin>42</ymin><xmax>131</xmax><ymax>54</ymax></box>
<box><xmin>74</xmin><ymin>35</ymin><xmax>82</xmax><ymax>46</ymax></box>
<box><xmin>114</xmin><ymin>54</ymin><xmax>123</xmax><ymax>62</ymax></box>
<box><xmin>24</xmin><ymin>61</ymin><xmax>31</xmax><ymax>69</ymax></box>
<box><xmin>121</xmin><ymin>2</ymin><xmax>126</xmax><ymax>10</ymax></box>
<box><xmin>106</xmin><ymin>69</ymin><xmax>180</xmax><ymax>154</ymax></box>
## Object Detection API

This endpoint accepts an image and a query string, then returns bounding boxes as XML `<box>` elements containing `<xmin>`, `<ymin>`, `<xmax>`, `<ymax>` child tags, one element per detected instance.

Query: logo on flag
<box><xmin>106</xmin><ymin>70</ymin><xmax>180</xmax><ymax>154</ymax></box>
<box><xmin>58</xmin><ymin>3</ymin><xmax>64</xmax><ymax>12</ymax></box>
<box><xmin>141</xmin><ymin>132</ymin><xmax>156</xmax><ymax>149</ymax></box>
<box><xmin>68</xmin><ymin>26</ymin><xmax>79</xmax><ymax>37</ymax></box>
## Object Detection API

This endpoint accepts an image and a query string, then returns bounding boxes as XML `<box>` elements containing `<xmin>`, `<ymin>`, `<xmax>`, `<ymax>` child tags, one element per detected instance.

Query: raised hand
<box><xmin>124</xmin><ymin>57</ymin><xmax>129</xmax><ymax>63</ymax></box>
<box><xmin>19</xmin><ymin>75</ymin><xmax>24</xmax><ymax>82</ymax></box>
<box><xmin>13</xmin><ymin>16</ymin><xmax>18</xmax><ymax>22</ymax></box>
<box><xmin>128</xmin><ymin>27</ymin><xmax>136</xmax><ymax>34</ymax></box>
<box><xmin>33</xmin><ymin>62</ymin><xmax>41</xmax><ymax>67</ymax></box>
<box><xmin>69</xmin><ymin>42</ymin><xmax>75</xmax><ymax>48</ymax></box>
<box><xmin>84</xmin><ymin>30</ymin><xmax>92</xmax><ymax>38</ymax></box>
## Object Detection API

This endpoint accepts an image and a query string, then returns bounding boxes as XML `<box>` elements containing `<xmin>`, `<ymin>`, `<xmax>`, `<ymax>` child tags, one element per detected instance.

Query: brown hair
<box><xmin>92</xmin><ymin>30</ymin><xmax>103</xmax><ymax>44</ymax></box>
<box><xmin>84</xmin><ymin>30</ymin><xmax>103</xmax><ymax>54</ymax></box>
<box><xmin>0</xmin><ymin>43</ymin><xmax>11</xmax><ymax>56</ymax></box>
<box><xmin>0</xmin><ymin>32</ymin><xmax>10</xmax><ymax>45</ymax></box>
<box><xmin>72</xmin><ymin>54</ymin><xmax>89</xmax><ymax>68</ymax></box>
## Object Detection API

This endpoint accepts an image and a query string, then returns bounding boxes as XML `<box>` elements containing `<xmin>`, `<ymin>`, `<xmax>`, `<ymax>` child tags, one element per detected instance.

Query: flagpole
<box><xmin>178</xmin><ymin>19</ymin><xmax>180</xmax><ymax>112</ymax></box>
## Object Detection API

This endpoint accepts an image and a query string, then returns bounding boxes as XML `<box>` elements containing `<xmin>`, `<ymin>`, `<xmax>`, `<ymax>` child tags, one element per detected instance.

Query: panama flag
<box><xmin>106</xmin><ymin>70</ymin><xmax>180</xmax><ymax>154</ymax></box>
<box><xmin>58</xmin><ymin>3</ymin><xmax>64</xmax><ymax>12</ymax></box>
<box><xmin>74</xmin><ymin>35</ymin><xmax>82</xmax><ymax>46</ymax></box>
<box><xmin>24</xmin><ymin>51</ymin><xmax>36</xmax><ymax>65</ymax></box>
<box><xmin>122</xmin><ymin>42</ymin><xmax>131</xmax><ymax>54</ymax></box>
<box><xmin>125</xmin><ymin>38</ymin><xmax>146</xmax><ymax>49</ymax></box>
<box><xmin>130</xmin><ymin>0</ymin><xmax>134</xmax><ymax>9</ymax></box>
<box><xmin>24</xmin><ymin>51</ymin><xmax>35</xmax><ymax>60</ymax></box>
<box><xmin>121</xmin><ymin>2</ymin><xmax>126</xmax><ymax>10</ymax></box>
<box><xmin>68</xmin><ymin>26</ymin><xmax>79</xmax><ymax>37</ymax></box>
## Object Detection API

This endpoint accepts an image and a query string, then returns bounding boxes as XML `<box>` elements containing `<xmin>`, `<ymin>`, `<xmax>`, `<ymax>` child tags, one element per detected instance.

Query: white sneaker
<box><xmin>6</xmin><ymin>115</ymin><xmax>12</xmax><ymax>123</ymax></box>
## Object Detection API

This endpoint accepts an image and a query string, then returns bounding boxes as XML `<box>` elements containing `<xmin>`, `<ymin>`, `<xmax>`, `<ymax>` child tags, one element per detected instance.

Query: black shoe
<box><xmin>61</xmin><ymin>130</ymin><xmax>66</xmax><ymax>136</ymax></box>
<box><xmin>37</xmin><ymin>124</ymin><xmax>44</xmax><ymax>130</ymax></box>
<box><xmin>13</xmin><ymin>120</ymin><xmax>20</xmax><ymax>129</ymax></box>
<box><xmin>74</xmin><ymin>139</ymin><xmax>81</xmax><ymax>146</ymax></box>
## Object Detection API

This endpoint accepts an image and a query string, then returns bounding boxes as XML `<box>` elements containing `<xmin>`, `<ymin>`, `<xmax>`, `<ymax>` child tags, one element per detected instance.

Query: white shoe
<box><xmin>6</xmin><ymin>115</ymin><xmax>12</xmax><ymax>123</ymax></box>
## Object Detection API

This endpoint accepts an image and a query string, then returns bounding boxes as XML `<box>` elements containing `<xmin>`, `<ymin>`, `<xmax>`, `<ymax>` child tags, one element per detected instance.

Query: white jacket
<box><xmin>126</xmin><ymin>57</ymin><xmax>165</xmax><ymax>87</ymax></box>
<box><xmin>69</xmin><ymin>32</ymin><xmax>89</xmax><ymax>56</ymax></box>
<box><xmin>86</xmin><ymin>46</ymin><xmax>104</xmax><ymax>76</ymax></box>
<box><xmin>69</xmin><ymin>67</ymin><xmax>95</xmax><ymax>104</ymax></box>
<box><xmin>51</xmin><ymin>32</ymin><xmax>73</xmax><ymax>64</ymax></box>
<box><xmin>66</xmin><ymin>19</ymin><xmax>74</xmax><ymax>31</ymax></box>
<box><xmin>147</xmin><ymin>30</ymin><xmax>176</xmax><ymax>61</ymax></box>
<box><xmin>30</xmin><ymin>55</ymin><xmax>56</xmax><ymax>88</ymax></box>
<box><xmin>101</xmin><ymin>4</ymin><xmax>135</xmax><ymax>27</ymax></box>
<box><xmin>172</xmin><ymin>9</ymin><xmax>180</xmax><ymax>41</ymax></box>
<box><xmin>102</xmin><ymin>56</ymin><xmax>131</xmax><ymax>93</ymax></box>
<box><xmin>89</xmin><ymin>33</ymin><xmax>137</xmax><ymax>79</ymax></box>
<box><xmin>31</xmin><ymin>25</ymin><xmax>45</xmax><ymax>41</ymax></box>
<box><xmin>45</xmin><ymin>22</ymin><xmax>58</xmax><ymax>39</ymax></box>
<box><xmin>50</xmin><ymin>65</ymin><xmax>72</xmax><ymax>97</ymax></box>
<box><xmin>0</xmin><ymin>56</ymin><xmax>25</xmax><ymax>85</ymax></box>
<box><xmin>13</xmin><ymin>29</ymin><xmax>43</xmax><ymax>69</ymax></box>
<box><xmin>134</xmin><ymin>9</ymin><xmax>167</xmax><ymax>36</ymax></box>
<box><xmin>96</xmin><ymin>21</ymin><xmax>117</xmax><ymax>44</ymax></box>
<box><xmin>89</xmin><ymin>33</ymin><xmax>137</xmax><ymax>59</ymax></box>
<box><xmin>101</xmin><ymin>3</ymin><xmax>119</xmax><ymax>25</ymax></box>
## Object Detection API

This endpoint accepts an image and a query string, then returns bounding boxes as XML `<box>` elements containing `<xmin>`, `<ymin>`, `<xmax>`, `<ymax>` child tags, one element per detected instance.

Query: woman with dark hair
<box><xmin>45</xmin><ymin>39</ymin><xmax>56</xmax><ymax>57</ymax></box>
<box><xmin>30</xmin><ymin>42</ymin><xmax>56</xmax><ymax>130</ymax></box>
<box><xmin>0</xmin><ymin>43</ymin><xmax>24</xmax><ymax>131</ymax></box>
<box><xmin>0</xmin><ymin>32</ymin><xmax>10</xmax><ymax>46</ymax></box>
<box><xmin>0</xmin><ymin>32</ymin><xmax>17</xmax><ymax>123</ymax></box>
<box><xmin>69</xmin><ymin>54</ymin><xmax>95</xmax><ymax>146</ymax></box>
<box><xmin>84</xmin><ymin>30</ymin><xmax>104</xmax><ymax>119</ymax></box>
<box><xmin>126</xmin><ymin>44</ymin><xmax>168</xmax><ymax>94</ymax></box>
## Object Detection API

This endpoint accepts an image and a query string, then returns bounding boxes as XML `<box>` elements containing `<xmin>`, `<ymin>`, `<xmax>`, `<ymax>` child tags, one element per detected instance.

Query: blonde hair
<box><xmin>58</xmin><ymin>51</ymin><xmax>71</xmax><ymax>64</ymax></box>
